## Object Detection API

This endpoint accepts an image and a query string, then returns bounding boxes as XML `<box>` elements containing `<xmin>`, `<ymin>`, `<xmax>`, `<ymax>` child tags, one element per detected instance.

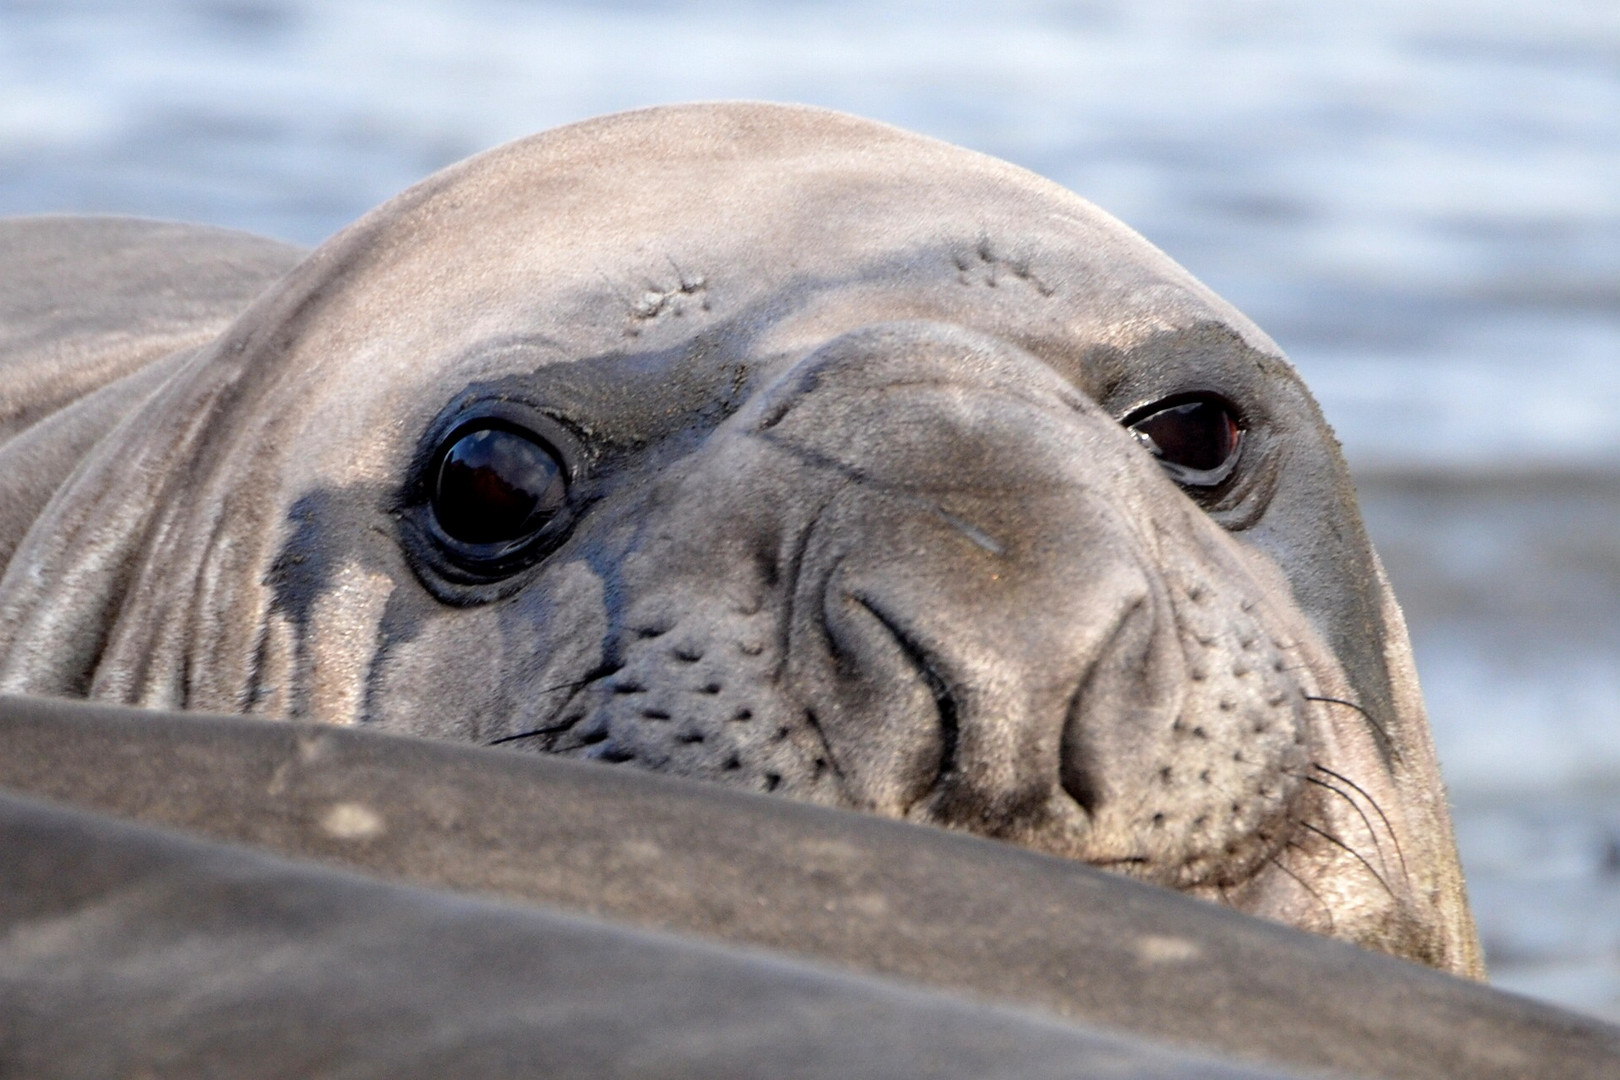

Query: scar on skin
<box><xmin>319</xmin><ymin>802</ymin><xmax>385</xmax><ymax>840</ymax></box>
<box><xmin>1134</xmin><ymin>934</ymin><xmax>1203</xmax><ymax>964</ymax></box>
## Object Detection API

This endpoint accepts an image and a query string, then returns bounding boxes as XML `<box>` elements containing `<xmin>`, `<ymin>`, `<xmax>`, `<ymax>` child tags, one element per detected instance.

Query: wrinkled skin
<box><xmin>0</xmin><ymin>103</ymin><xmax>1481</xmax><ymax>977</ymax></box>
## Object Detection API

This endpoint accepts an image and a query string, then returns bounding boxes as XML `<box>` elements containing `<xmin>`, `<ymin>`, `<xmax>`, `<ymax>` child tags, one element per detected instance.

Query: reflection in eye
<box><xmin>1127</xmin><ymin>397</ymin><xmax>1244</xmax><ymax>487</ymax></box>
<box><xmin>432</xmin><ymin>425</ymin><xmax>567</xmax><ymax>546</ymax></box>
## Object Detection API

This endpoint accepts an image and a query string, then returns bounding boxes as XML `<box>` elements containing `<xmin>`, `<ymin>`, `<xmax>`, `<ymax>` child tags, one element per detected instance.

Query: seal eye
<box><xmin>1127</xmin><ymin>395</ymin><xmax>1244</xmax><ymax>487</ymax></box>
<box><xmin>432</xmin><ymin>425</ymin><xmax>567</xmax><ymax>546</ymax></box>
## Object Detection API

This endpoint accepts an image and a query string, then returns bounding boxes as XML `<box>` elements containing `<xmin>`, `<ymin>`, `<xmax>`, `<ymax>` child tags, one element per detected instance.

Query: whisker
<box><xmin>1312</xmin><ymin>763</ymin><xmax>1410</xmax><ymax>883</ymax></box>
<box><xmin>1272</xmin><ymin>844</ymin><xmax>1335</xmax><ymax>934</ymax></box>
<box><xmin>487</xmin><ymin>718</ymin><xmax>582</xmax><ymax>747</ymax></box>
<box><xmin>483</xmin><ymin>675</ymin><xmax>604</xmax><ymax>747</ymax></box>
<box><xmin>1297</xmin><ymin>820</ymin><xmax>1397</xmax><ymax>900</ymax></box>
<box><xmin>1305</xmin><ymin>774</ymin><xmax>1393</xmax><ymax>882</ymax></box>
<box><xmin>1303</xmin><ymin>695</ymin><xmax>1401</xmax><ymax>762</ymax></box>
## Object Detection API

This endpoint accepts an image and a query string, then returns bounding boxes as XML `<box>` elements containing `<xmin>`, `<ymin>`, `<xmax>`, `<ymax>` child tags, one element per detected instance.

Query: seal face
<box><xmin>0</xmin><ymin>103</ymin><xmax>1481</xmax><ymax>977</ymax></box>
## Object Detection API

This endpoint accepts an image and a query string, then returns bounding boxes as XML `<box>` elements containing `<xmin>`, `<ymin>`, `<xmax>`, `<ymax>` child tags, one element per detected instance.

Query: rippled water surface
<box><xmin>3</xmin><ymin>0</ymin><xmax>1619</xmax><ymax>1019</ymax></box>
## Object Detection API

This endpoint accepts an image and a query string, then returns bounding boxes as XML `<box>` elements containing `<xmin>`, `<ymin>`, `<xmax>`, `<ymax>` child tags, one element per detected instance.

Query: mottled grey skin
<box><xmin>0</xmin><ymin>216</ymin><xmax>306</xmax><ymax>570</ymax></box>
<box><xmin>0</xmin><ymin>103</ymin><xmax>1480</xmax><ymax>976</ymax></box>
<box><xmin>10</xmin><ymin>696</ymin><xmax>1618</xmax><ymax>1080</ymax></box>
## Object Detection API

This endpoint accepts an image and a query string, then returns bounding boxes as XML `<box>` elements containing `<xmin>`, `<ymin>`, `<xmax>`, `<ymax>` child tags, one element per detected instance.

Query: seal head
<box><xmin>0</xmin><ymin>104</ymin><xmax>1481</xmax><ymax>976</ymax></box>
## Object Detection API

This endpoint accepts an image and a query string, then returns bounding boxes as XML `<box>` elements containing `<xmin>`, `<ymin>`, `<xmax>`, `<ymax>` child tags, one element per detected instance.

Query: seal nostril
<box><xmin>850</xmin><ymin>596</ymin><xmax>960</xmax><ymax>788</ymax></box>
<box><xmin>918</xmin><ymin>663</ymin><xmax>958</xmax><ymax>784</ymax></box>
<box><xmin>1059</xmin><ymin>686</ymin><xmax>1103</xmax><ymax>816</ymax></box>
<box><xmin>752</xmin><ymin>541</ymin><xmax>781</xmax><ymax>589</ymax></box>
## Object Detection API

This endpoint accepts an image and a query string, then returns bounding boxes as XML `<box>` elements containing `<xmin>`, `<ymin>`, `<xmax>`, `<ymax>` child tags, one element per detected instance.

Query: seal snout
<box><xmin>748</xmin><ymin>321</ymin><xmax>1321</xmax><ymax>889</ymax></box>
<box><xmin>1061</xmin><ymin>562</ymin><xmax>1317</xmax><ymax>891</ymax></box>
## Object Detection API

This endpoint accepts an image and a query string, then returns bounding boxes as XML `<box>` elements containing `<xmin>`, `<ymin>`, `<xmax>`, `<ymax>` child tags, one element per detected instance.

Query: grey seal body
<box><xmin>0</xmin><ymin>103</ymin><xmax>1478</xmax><ymax>976</ymax></box>
<box><xmin>8</xmin><ymin>694</ymin><xmax>1619</xmax><ymax>1080</ymax></box>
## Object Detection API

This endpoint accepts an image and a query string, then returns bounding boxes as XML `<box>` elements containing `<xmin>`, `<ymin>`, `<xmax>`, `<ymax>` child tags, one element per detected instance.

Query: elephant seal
<box><xmin>0</xmin><ymin>102</ymin><xmax>1480</xmax><ymax>977</ymax></box>
<box><xmin>12</xmin><ymin>695</ymin><xmax>1617</xmax><ymax>1080</ymax></box>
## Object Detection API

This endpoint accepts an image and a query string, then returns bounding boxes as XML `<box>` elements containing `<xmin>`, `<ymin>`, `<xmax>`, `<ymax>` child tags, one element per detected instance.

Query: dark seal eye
<box><xmin>432</xmin><ymin>425</ymin><xmax>567</xmax><ymax>546</ymax></box>
<box><xmin>1126</xmin><ymin>395</ymin><xmax>1244</xmax><ymax>487</ymax></box>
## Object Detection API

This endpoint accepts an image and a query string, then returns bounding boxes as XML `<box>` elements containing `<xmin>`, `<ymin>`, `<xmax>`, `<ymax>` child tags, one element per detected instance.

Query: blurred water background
<box><xmin>3</xmin><ymin>0</ymin><xmax>1618</xmax><ymax>1019</ymax></box>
